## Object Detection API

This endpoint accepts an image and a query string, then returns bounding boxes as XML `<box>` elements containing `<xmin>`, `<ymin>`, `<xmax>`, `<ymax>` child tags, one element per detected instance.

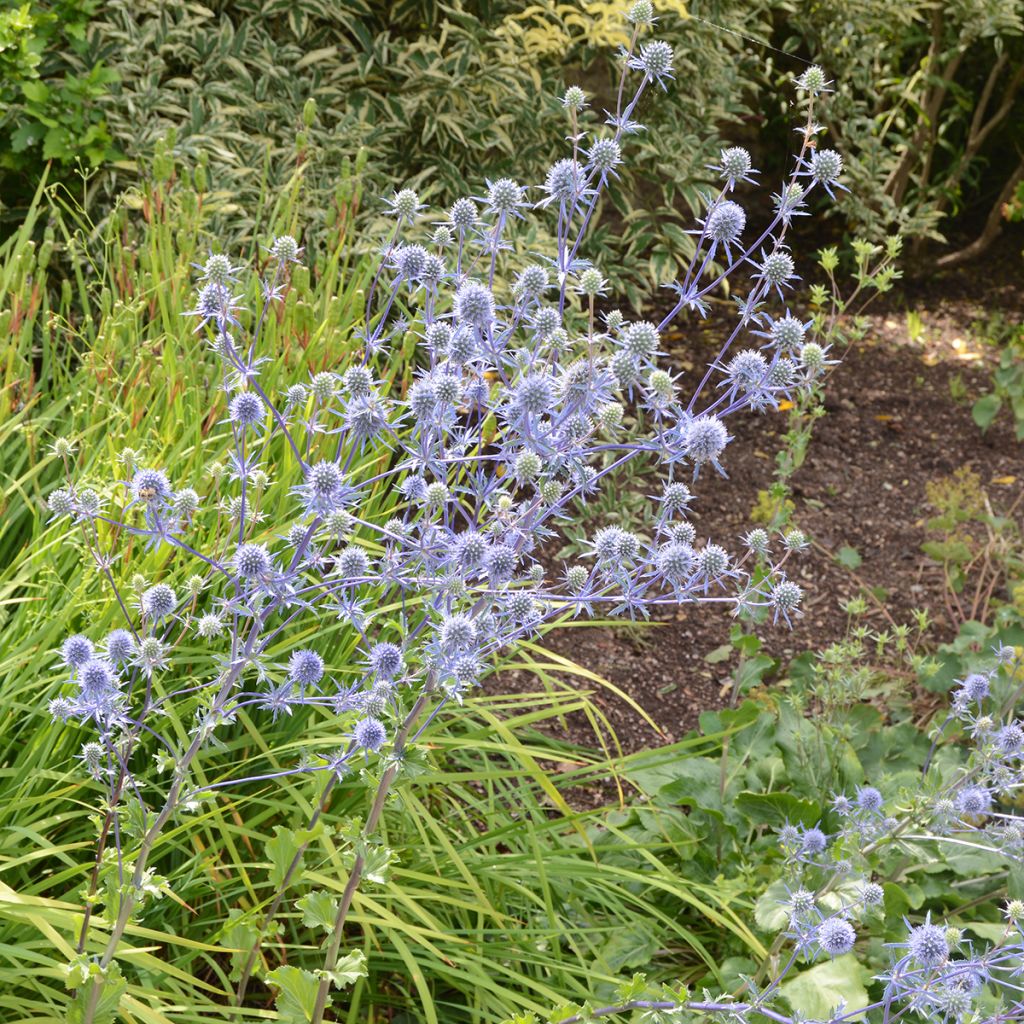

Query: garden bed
<box><xmin>498</xmin><ymin>253</ymin><xmax>1024</xmax><ymax>752</ymax></box>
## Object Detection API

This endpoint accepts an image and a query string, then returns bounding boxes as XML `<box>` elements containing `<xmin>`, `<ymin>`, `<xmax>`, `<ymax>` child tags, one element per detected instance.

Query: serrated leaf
<box><xmin>323</xmin><ymin>950</ymin><xmax>368</xmax><ymax>988</ymax></box>
<box><xmin>360</xmin><ymin>842</ymin><xmax>394</xmax><ymax>885</ymax></box>
<box><xmin>297</xmin><ymin>890</ymin><xmax>339</xmax><ymax>933</ymax></box>
<box><xmin>266</xmin><ymin>965</ymin><xmax>321</xmax><ymax>1024</ymax></box>
<box><xmin>836</xmin><ymin>545</ymin><xmax>862</xmax><ymax>569</ymax></box>
<box><xmin>547</xmin><ymin>1004</ymin><xmax>583</xmax><ymax>1024</ymax></box>
<box><xmin>615</xmin><ymin>972</ymin><xmax>649</xmax><ymax>1002</ymax></box>
<box><xmin>67</xmin><ymin>963</ymin><xmax>127</xmax><ymax>1024</ymax></box>
<box><xmin>266</xmin><ymin>826</ymin><xmax>302</xmax><ymax>888</ymax></box>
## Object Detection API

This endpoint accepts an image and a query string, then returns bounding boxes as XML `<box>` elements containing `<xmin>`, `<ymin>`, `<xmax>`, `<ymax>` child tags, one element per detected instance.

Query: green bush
<box><xmin>36</xmin><ymin>0</ymin><xmax>774</xmax><ymax>303</ymax></box>
<box><xmin>0</xmin><ymin>1</ymin><xmax>118</xmax><ymax>221</ymax></box>
<box><xmin>784</xmin><ymin>0</ymin><xmax>1024</xmax><ymax>244</ymax></box>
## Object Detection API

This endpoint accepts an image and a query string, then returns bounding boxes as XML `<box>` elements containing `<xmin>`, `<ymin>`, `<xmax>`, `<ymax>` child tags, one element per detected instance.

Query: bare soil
<box><xmin>496</xmin><ymin>232</ymin><xmax>1024</xmax><ymax>753</ymax></box>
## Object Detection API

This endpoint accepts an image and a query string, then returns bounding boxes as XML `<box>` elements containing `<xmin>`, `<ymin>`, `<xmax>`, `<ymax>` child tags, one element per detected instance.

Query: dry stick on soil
<box><xmin>809</xmin><ymin>539</ymin><xmax>899</xmax><ymax>630</ymax></box>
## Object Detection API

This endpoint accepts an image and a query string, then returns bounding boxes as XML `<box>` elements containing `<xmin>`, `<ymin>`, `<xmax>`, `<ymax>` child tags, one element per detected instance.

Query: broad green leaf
<box><xmin>836</xmin><ymin>545</ymin><xmax>862</xmax><ymax>569</ymax></box>
<box><xmin>266</xmin><ymin>966</ymin><xmax>320</xmax><ymax>1024</ymax></box>
<box><xmin>754</xmin><ymin>880</ymin><xmax>791</xmax><ymax>932</ymax></box>
<box><xmin>971</xmin><ymin>393</ymin><xmax>1001</xmax><ymax>430</ymax></box>
<box><xmin>781</xmin><ymin>955</ymin><xmax>869</xmax><ymax>1019</ymax></box>
<box><xmin>297</xmin><ymin>890</ymin><xmax>339</xmax><ymax>933</ymax></box>
<box><xmin>597</xmin><ymin>925</ymin><xmax>659</xmax><ymax>972</ymax></box>
<box><xmin>704</xmin><ymin>643</ymin><xmax>733</xmax><ymax>664</ymax></box>
<box><xmin>735</xmin><ymin>790</ymin><xmax>820</xmax><ymax>828</ymax></box>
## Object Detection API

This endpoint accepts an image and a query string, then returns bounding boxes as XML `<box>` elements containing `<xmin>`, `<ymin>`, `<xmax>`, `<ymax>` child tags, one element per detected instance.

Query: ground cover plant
<box><xmin>1</xmin><ymin>3</ymin><xmax>1022</xmax><ymax>1024</ymax></box>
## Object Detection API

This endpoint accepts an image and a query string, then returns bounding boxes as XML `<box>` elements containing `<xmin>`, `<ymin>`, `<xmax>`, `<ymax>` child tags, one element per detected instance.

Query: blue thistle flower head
<box><xmin>714</xmin><ymin>146</ymin><xmax>756</xmax><ymax>189</ymax></box>
<box><xmin>484</xmin><ymin>178</ymin><xmax>525</xmax><ymax>218</ymax></box>
<box><xmin>61</xmin><ymin>634</ymin><xmax>94</xmax><ymax>668</ymax></box>
<box><xmin>906</xmin><ymin>919</ymin><xmax>949</xmax><ymax>967</ymax></box>
<box><xmin>354</xmin><ymin>717</ymin><xmax>387</xmax><ymax>752</ymax></box>
<box><xmin>801</xmin><ymin>825</ymin><xmax>827</xmax><ymax>855</ymax></box>
<box><xmin>542</xmin><ymin>158</ymin><xmax>587</xmax><ymax>209</ymax></box>
<box><xmin>796</xmin><ymin>64</ymin><xmax>832</xmax><ymax>96</ymax></box>
<box><xmin>805</xmin><ymin>149</ymin><xmax>845</xmax><ymax>197</ymax></box>
<box><xmin>449</xmin><ymin>197</ymin><xmax>477</xmax><ymax>232</ymax></box>
<box><xmin>387</xmin><ymin>188</ymin><xmax>423</xmax><ymax>222</ymax></box>
<box><xmin>79</xmin><ymin>658</ymin><xmax>116</xmax><ymax>695</ymax></box>
<box><xmin>817</xmin><ymin>917</ymin><xmax>856</xmax><ymax>957</ymax></box>
<box><xmin>683</xmin><ymin>415</ymin><xmax>730</xmax><ymax>475</ymax></box>
<box><xmin>269</xmin><ymin>235</ymin><xmax>303</xmax><ymax>263</ymax></box>
<box><xmin>514</xmin><ymin>264</ymin><xmax>550</xmax><ymax>301</ymax></box>
<box><xmin>513</xmin><ymin>373</ymin><xmax>555</xmax><ymax>417</ymax></box>
<box><xmin>228</xmin><ymin>391</ymin><xmax>264</xmax><ymax>429</ymax></box>
<box><xmin>131</xmin><ymin>468</ymin><xmax>172</xmax><ymax>505</ymax></box>
<box><xmin>368</xmin><ymin>642</ymin><xmax>404</xmax><ymax>680</ymax></box>
<box><xmin>769</xmin><ymin>578</ymin><xmax>803</xmax><ymax>624</ymax></box>
<box><xmin>234</xmin><ymin>543</ymin><xmax>273</xmax><ymax>580</ymax></box>
<box><xmin>47</xmin><ymin>487</ymin><xmax>75</xmax><ymax>519</ymax></box>
<box><xmin>706</xmin><ymin>200</ymin><xmax>746</xmax><ymax>251</ymax></box>
<box><xmin>631</xmin><ymin>40</ymin><xmax>674</xmax><ymax>88</ymax></box>
<box><xmin>855</xmin><ymin>786</ymin><xmax>884</xmax><ymax>813</ymax></box>
<box><xmin>956</xmin><ymin>784</ymin><xmax>992</xmax><ymax>818</ymax></box>
<box><xmin>288</xmin><ymin>649</ymin><xmax>325</xmax><ymax>689</ymax></box>
<box><xmin>587</xmin><ymin>137</ymin><xmax>621</xmax><ymax>174</ymax></box>
<box><xmin>656</xmin><ymin>541</ymin><xmax>695</xmax><ymax>585</ymax></box>
<box><xmin>141</xmin><ymin>583</ymin><xmax>176</xmax><ymax>621</ymax></box>
<box><xmin>104</xmin><ymin>629</ymin><xmax>136</xmax><ymax>665</ymax></box>
<box><xmin>454</xmin><ymin>281</ymin><xmax>496</xmax><ymax>329</ymax></box>
<box><xmin>392</xmin><ymin>243</ymin><xmax>428</xmax><ymax>282</ymax></box>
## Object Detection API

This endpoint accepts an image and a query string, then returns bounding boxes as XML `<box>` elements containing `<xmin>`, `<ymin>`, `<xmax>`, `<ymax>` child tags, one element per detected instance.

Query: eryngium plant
<box><xmin>48</xmin><ymin>13</ymin><xmax>846</xmax><ymax>1022</ymax></box>
<box><xmin>538</xmin><ymin>644</ymin><xmax>1024</xmax><ymax>1024</ymax></box>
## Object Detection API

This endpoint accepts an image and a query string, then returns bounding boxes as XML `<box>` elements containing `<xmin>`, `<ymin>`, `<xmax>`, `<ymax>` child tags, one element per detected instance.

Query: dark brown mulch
<box><xmin>495</xmin><ymin>300</ymin><xmax>1024</xmax><ymax>754</ymax></box>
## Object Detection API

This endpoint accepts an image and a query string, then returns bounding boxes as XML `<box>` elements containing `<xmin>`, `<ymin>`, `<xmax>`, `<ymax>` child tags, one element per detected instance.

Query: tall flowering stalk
<box><xmin>46</xmin><ymin>6</ymin><xmax>857</xmax><ymax>1020</ymax></box>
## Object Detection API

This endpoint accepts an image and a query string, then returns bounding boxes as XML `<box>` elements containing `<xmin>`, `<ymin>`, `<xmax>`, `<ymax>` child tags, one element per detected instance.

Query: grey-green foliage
<box><xmin>76</xmin><ymin>0</ymin><xmax>776</xmax><ymax>301</ymax></box>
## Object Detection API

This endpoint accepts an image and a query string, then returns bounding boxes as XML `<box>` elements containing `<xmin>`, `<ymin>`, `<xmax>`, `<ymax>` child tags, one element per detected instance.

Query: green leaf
<box><xmin>733</xmin><ymin>654</ymin><xmax>777</xmax><ymax>694</ymax></box>
<box><xmin>266</xmin><ymin>826</ymin><xmax>302</xmax><ymax>887</ymax></box>
<box><xmin>972</xmin><ymin>393</ymin><xmax>1002</xmax><ymax>431</ymax></box>
<box><xmin>9</xmin><ymin>121</ymin><xmax>43</xmax><ymax>152</ymax></box>
<box><xmin>735</xmin><ymin>790</ymin><xmax>820</xmax><ymax>828</ymax></box>
<box><xmin>67</xmin><ymin>962</ymin><xmax>127</xmax><ymax>1024</ymax></box>
<box><xmin>360</xmin><ymin>842</ymin><xmax>394</xmax><ymax>885</ymax></box>
<box><xmin>266</xmin><ymin>965</ymin><xmax>321</xmax><ymax>1024</ymax></box>
<box><xmin>781</xmin><ymin>955</ymin><xmax>869</xmax><ymax>1020</ymax></box>
<box><xmin>754</xmin><ymin>880</ymin><xmax>791</xmax><ymax>932</ymax></box>
<box><xmin>704</xmin><ymin>643</ymin><xmax>733</xmax><ymax>664</ymax></box>
<box><xmin>547</xmin><ymin>1004</ymin><xmax>583</xmax><ymax>1024</ymax></box>
<box><xmin>323</xmin><ymin>950</ymin><xmax>368</xmax><ymax>988</ymax></box>
<box><xmin>297</xmin><ymin>890</ymin><xmax>339</xmax><ymax>933</ymax></box>
<box><xmin>615</xmin><ymin>973</ymin><xmax>649</xmax><ymax>1002</ymax></box>
<box><xmin>597</xmin><ymin>925</ymin><xmax>659</xmax><ymax>972</ymax></box>
<box><xmin>42</xmin><ymin>125</ymin><xmax>70</xmax><ymax>161</ymax></box>
<box><xmin>20</xmin><ymin>79</ymin><xmax>48</xmax><ymax>104</ymax></box>
<box><xmin>836</xmin><ymin>545</ymin><xmax>862</xmax><ymax>569</ymax></box>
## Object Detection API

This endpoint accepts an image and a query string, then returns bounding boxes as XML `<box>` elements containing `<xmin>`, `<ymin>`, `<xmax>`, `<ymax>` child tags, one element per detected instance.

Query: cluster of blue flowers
<box><xmin>748</xmin><ymin>643</ymin><xmax>1024</xmax><ymax>1024</ymax></box>
<box><xmin>47</xmin><ymin>51</ymin><xmax>842</xmax><ymax>796</ymax></box>
<box><xmin>45</xmin><ymin>6</ymin><xmax>1022</xmax><ymax>1021</ymax></box>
